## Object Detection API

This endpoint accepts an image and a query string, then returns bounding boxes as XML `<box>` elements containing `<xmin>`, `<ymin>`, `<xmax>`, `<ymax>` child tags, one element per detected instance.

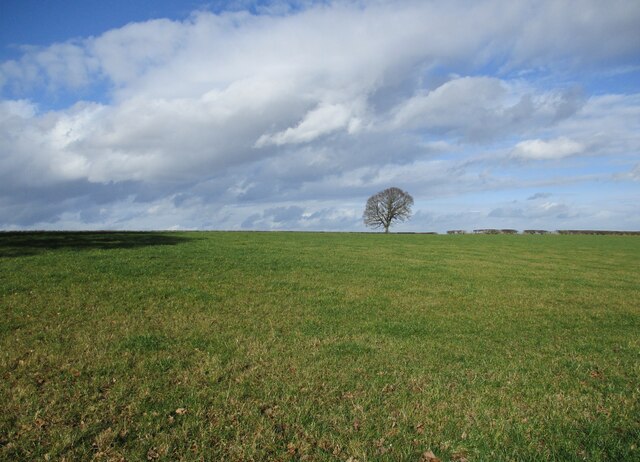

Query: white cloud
<box><xmin>390</xmin><ymin>77</ymin><xmax>586</xmax><ymax>141</ymax></box>
<box><xmin>239</xmin><ymin>203</ymin><xmax>362</xmax><ymax>231</ymax></box>
<box><xmin>255</xmin><ymin>102</ymin><xmax>358</xmax><ymax>147</ymax></box>
<box><xmin>509</xmin><ymin>0</ymin><xmax>640</xmax><ymax>69</ymax></box>
<box><xmin>0</xmin><ymin>99</ymin><xmax>37</xmax><ymax>119</ymax></box>
<box><xmin>512</xmin><ymin>137</ymin><xmax>584</xmax><ymax>160</ymax></box>
<box><xmin>0</xmin><ymin>42</ymin><xmax>97</xmax><ymax>92</ymax></box>
<box><xmin>527</xmin><ymin>192</ymin><xmax>552</xmax><ymax>200</ymax></box>
<box><xmin>90</xmin><ymin>19</ymin><xmax>186</xmax><ymax>86</ymax></box>
<box><xmin>391</xmin><ymin>77</ymin><xmax>507</xmax><ymax>135</ymax></box>
<box><xmin>4</xmin><ymin>1</ymin><xmax>640</xmax><ymax>98</ymax></box>
<box><xmin>1</xmin><ymin>1</ymin><xmax>640</xmax><ymax>230</ymax></box>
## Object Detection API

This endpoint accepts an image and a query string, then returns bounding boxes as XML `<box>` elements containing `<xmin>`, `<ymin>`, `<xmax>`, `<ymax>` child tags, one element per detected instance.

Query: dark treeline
<box><xmin>443</xmin><ymin>229</ymin><xmax>640</xmax><ymax>235</ymax></box>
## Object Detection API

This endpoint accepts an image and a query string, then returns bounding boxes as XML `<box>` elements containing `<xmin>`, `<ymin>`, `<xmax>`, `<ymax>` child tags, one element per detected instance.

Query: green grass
<box><xmin>1</xmin><ymin>231</ymin><xmax>639</xmax><ymax>461</ymax></box>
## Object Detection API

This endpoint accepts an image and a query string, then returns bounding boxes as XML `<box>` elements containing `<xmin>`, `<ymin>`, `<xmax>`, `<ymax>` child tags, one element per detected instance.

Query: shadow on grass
<box><xmin>0</xmin><ymin>231</ymin><xmax>193</xmax><ymax>258</ymax></box>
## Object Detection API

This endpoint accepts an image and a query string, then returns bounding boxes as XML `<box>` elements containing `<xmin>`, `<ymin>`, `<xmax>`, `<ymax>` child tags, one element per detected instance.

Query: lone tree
<box><xmin>363</xmin><ymin>187</ymin><xmax>414</xmax><ymax>233</ymax></box>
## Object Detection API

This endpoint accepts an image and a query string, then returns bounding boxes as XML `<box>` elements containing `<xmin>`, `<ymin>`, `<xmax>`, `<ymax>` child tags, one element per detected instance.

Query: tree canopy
<box><xmin>363</xmin><ymin>187</ymin><xmax>413</xmax><ymax>233</ymax></box>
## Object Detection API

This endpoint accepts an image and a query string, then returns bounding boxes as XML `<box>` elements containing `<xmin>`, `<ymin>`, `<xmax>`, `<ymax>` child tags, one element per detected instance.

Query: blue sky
<box><xmin>1</xmin><ymin>0</ymin><xmax>639</xmax><ymax>231</ymax></box>
<box><xmin>1</xmin><ymin>1</ymin><xmax>198</xmax><ymax>54</ymax></box>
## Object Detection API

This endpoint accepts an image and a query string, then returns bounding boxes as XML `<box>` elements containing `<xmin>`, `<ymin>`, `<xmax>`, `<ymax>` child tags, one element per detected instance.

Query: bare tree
<box><xmin>363</xmin><ymin>187</ymin><xmax>414</xmax><ymax>233</ymax></box>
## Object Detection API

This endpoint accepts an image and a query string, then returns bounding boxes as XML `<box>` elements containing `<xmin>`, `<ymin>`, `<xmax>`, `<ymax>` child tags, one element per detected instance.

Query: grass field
<box><xmin>1</xmin><ymin>231</ymin><xmax>639</xmax><ymax>461</ymax></box>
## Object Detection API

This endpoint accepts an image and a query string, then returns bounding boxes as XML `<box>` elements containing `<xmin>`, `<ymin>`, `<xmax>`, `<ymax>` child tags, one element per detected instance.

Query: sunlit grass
<box><xmin>1</xmin><ymin>231</ymin><xmax>639</xmax><ymax>461</ymax></box>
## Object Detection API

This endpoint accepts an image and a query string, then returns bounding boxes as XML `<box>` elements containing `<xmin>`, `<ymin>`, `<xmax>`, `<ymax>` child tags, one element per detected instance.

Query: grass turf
<box><xmin>1</xmin><ymin>231</ymin><xmax>639</xmax><ymax>461</ymax></box>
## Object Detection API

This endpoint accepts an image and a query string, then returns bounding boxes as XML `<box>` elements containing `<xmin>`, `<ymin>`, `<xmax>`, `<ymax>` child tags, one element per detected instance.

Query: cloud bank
<box><xmin>1</xmin><ymin>0</ymin><xmax>639</xmax><ymax>231</ymax></box>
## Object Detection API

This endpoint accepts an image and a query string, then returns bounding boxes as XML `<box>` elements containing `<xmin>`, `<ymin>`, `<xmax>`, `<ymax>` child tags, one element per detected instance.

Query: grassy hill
<box><xmin>1</xmin><ymin>232</ymin><xmax>639</xmax><ymax>461</ymax></box>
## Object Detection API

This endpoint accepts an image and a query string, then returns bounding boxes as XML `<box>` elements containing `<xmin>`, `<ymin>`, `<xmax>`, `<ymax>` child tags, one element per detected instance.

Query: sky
<box><xmin>1</xmin><ymin>0</ymin><xmax>639</xmax><ymax>232</ymax></box>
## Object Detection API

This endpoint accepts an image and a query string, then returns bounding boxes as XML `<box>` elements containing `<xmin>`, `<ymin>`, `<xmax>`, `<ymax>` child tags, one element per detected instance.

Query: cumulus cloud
<box><xmin>0</xmin><ymin>42</ymin><xmax>97</xmax><ymax>93</ymax></box>
<box><xmin>255</xmin><ymin>102</ymin><xmax>362</xmax><ymax>147</ymax></box>
<box><xmin>1</xmin><ymin>0</ymin><xmax>640</xmax><ymax>230</ymax></box>
<box><xmin>389</xmin><ymin>77</ymin><xmax>585</xmax><ymax>142</ymax></box>
<box><xmin>489</xmin><ymin>201</ymin><xmax>572</xmax><ymax>219</ymax></box>
<box><xmin>240</xmin><ymin>204</ymin><xmax>361</xmax><ymax>230</ymax></box>
<box><xmin>527</xmin><ymin>192</ymin><xmax>552</xmax><ymax>200</ymax></box>
<box><xmin>512</xmin><ymin>137</ymin><xmax>584</xmax><ymax>160</ymax></box>
<box><xmin>391</xmin><ymin>77</ymin><xmax>507</xmax><ymax>138</ymax></box>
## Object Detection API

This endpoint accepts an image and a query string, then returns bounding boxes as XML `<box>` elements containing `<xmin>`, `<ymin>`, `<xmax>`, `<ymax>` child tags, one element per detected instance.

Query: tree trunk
<box><xmin>384</xmin><ymin>225</ymin><xmax>389</xmax><ymax>233</ymax></box>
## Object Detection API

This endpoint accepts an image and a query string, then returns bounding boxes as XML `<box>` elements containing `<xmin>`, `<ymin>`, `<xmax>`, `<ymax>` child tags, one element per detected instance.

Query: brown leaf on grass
<box><xmin>420</xmin><ymin>450</ymin><xmax>441</xmax><ymax>462</ymax></box>
<box><xmin>34</xmin><ymin>374</ymin><xmax>45</xmax><ymax>386</ymax></box>
<box><xmin>34</xmin><ymin>417</ymin><xmax>46</xmax><ymax>429</ymax></box>
<box><xmin>590</xmin><ymin>370</ymin><xmax>603</xmax><ymax>379</ymax></box>
<box><xmin>317</xmin><ymin>439</ymin><xmax>332</xmax><ymax>451</ymax></box>
<box><xmin>147</xmin><ymin>447</ymin><xmax>160</xmax><ymax>460</ymax></box>
<box><xmin>415</xmin><ymin>423</ymin><xmax>425</xmax><ymax>434</ymax></box>
<box><xmin>287</xmin><ymin>442</ymin><xmax>297</xmax><ymax>455</ymax></box>
<box><xmin>353</xmin><ymin>419</ymin><xmax>360</xmax><ymax>432</ymax></box>
<box><xmin>175</xmin><ymin>408</ymin><xmax>187</xmax><ymax>415</ymax></box>
<box><xmin>260</xmin><ymin>404</ymin><xmax>277</xmax><ymax>417</ymax></box>
<box><xmin>382</xmin><ymin>384</ymin><xmax>395</xmax><ymax>393</ymax></box>
<box><xmin>452</xmin><ymin>451</ymin><xmax>468</xmax><ymax>462</ymax></box>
